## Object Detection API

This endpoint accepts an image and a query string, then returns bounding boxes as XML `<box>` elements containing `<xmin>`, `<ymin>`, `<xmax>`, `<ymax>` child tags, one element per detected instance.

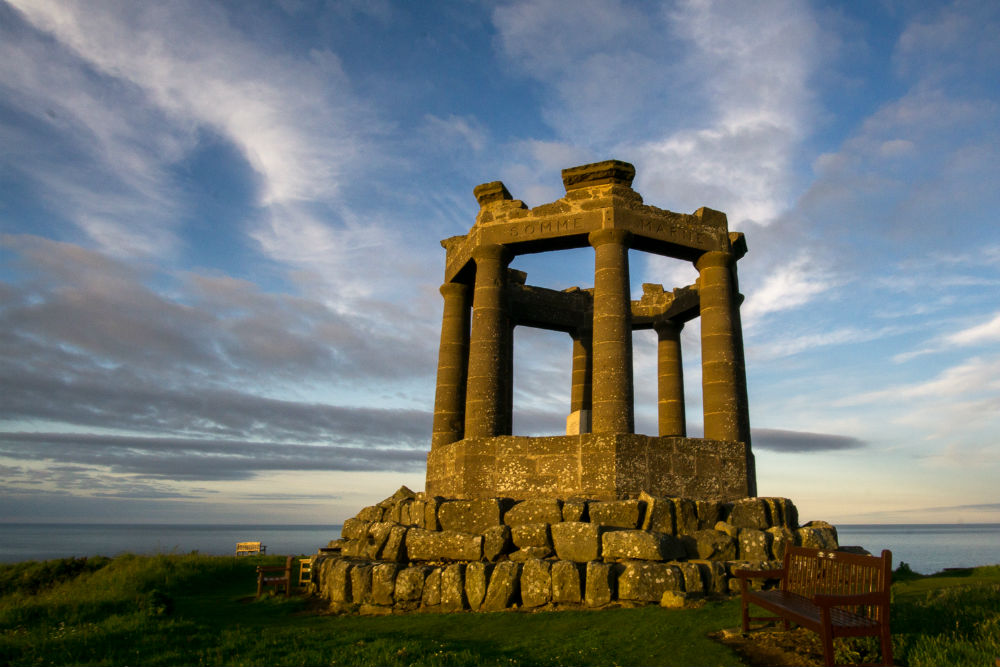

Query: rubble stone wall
<box><xmin>310</xmin><ymin>488</ymin><xmax>839</xmax><ymax>615</ymax></box>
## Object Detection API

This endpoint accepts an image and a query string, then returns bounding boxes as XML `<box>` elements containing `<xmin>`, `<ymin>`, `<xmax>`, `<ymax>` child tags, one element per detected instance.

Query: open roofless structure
<box><xmin>426</xmin><ymin>160</ymin><xmax>756</xmax><ymax>502</ymax></box>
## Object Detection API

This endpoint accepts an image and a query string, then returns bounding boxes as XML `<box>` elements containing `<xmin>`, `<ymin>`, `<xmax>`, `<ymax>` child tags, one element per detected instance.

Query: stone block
<box><xmin>389</xmin><ymin>499</ymin><xmax>413</xmax><ymax>525</ymax></box>
<box><xmin>482</xmin><ymin>562</ymin><xmax>521</xmax><ymax>611</ymax></box>
<box><xmin>729</xmin><ymin>498</ymin><xmax>771</xmax><ymax>530</ymax></box>
<box><xmin>380</xmin><ymin>525</ymin><xmax>409</xmax><ymax>562</ymax></box>
<box><xmin>683</xmin><ymin>529</ymin><xmax>737</xmax><ymax>561</ymax></box>
<box><xmin>562</xmin><ymin>499</ymin><xmax>588</xmax><ymax>522</ymax></box>
<box><xmin>505</xmin><ymin>499</ymin><xmax>563</xmax><ymax>525</ymax></box>
<box><xmin>325</xmin><ymin>558</ymin><xmax>352</xmax><ymax>603</ymax></box>
<box><xmin>405</xmin><ymin>528</ymin><xmax>482</xmax><ymax>562</ymax></box>
<box><xmin>371</xmin><ymin>563</ymin><xmax>399</xmax><ymax>606</ymax></box>
<box><xmin>551</xmin><ymin>522</ymin><xmax>605</xmax><ymax>562</ymax></box>
<box><xmin>350</xmin><ymin>563</ymin><xmax>373</xmax><ymax>604</ymax></box>
<box><xmin>617</xmin><ymin>561</ymin><xmax>682</xmax><ymax>602</ymax></box>
<box><xmin>588</xmin><ymin>500</ymin><xmax>645</xmax><ymax>528</ymax></box>
<box><xmin>585</xmin><ymin>560</ymin><xmax>613</xmax><ymax>607</ymax></box>
<box><xmin>761</xmin><ymin>497</ymin><xmax>799</xmax><ymax>529</ymax></box>
<box><xmin>394</xmin><ymin>565</ymin><xmax>429</xmax><ymax>601</ymax></box>
<box><xmin>356</xmin><ymin>505</ymin><xmax>384</xmax><ymax>522</ymax></box>
<box><xmin>510</xmin><ymin>546</ymin><xmax>553</xmax><ymax>561</ymax></box>
<box><xmin>602</xmin><ymin>530</ymin><xmax>684</xmax><ymax>561</ymax></box>
<box><xmin>639</xmin><ymin>492</ymin><xmax>676</xmax><ymax>534</ymax></box>
<box><xmin>483</xmin><ymin>524</ymin><xmax>512</xmax><ymax>561</ymax></box>
<box><xmin>714</xmin><ymin>521</ymin><xmax>740</xmax><ymax>538</ymax></box>
<box><xmin>660</xmin><ymin>590</ymin><xmax>691</xmax><ymax>608</ymax></box>
<box><xmin>421</xmin><ymin>568</ymin><xmax>442</xmax><ymax>608</ymax></box>
<box><xmin>690</xmin><ymin>559</ymin><xmax>728</xmax><ymax>595</ymax></box>
<box><xmin>551</xmin><ymin>560</ymin><xmax>583</xmax><ymax>603</ymax></box>
<box><xmin>359</xmin><ymin>604</ymin><xmax>392</xmax><ymax>616</ymax></box>
<box><xmin>672</xmin><ymin>561</ymin><xmax>704</xmax><ymax>593</ymax></box>
<box><xmin>739</xmin><ymin>529</ymin><xmax>771</xmax><ymax>561</ymax></box>
<box><xmin>520</xmin><ymin>559</ymin><xmax>552</xmax><ymax>608</ymax></box>
<box><xmin>341</xmin><ymin>518</ymin><xmax>370</xmax><ymax>541</ymax></box>
<box><xmin>696</xmin><ymin>500</ymin><xmax>723</xmax><ymax>529</ymax></box>
<box><xmin>797</xmin><ymin>522</ymin><xmax>838</xmax><ymax>549</ymax></box>
<box><xmin>364</xmin><ymin>522</ymin><xmax>393</xmax><ymax>560</ymax></box>
<box><xmin>409</xmin><ymin>499</ymin><xmax>426</xmax><ymax>529</ymax></box>
<box><xmin>766</xmin><ymin>526</ymin><xmax>794</xmax><ymax>560</ymax></box>
<box><xmin>424</xmin><ymin>496</ymin><xmax>443</xmax><ymax>531</ymax></box>
<box><xmin>464</xmin><ymin>562</ymin><xmax>493</xmax><ymax>611</ymax></box>
<box><xmin>440</xmin><ymin>563</ymin><xmax>467</xmax><ymax>612</ymax></box>
<box><xmin>672</xmin><ymin>498</ymin><xmax>699</xmax><ymax>534</ymax></box>
<box><xmin>511</xmin><ymin>523</ymin><xmax>551</xmax><ymax>549</ymax></box>
<box><xmin>438</xmin><ymin>499</ymin><xmax>505</xmax><ymax>533</ymax></box>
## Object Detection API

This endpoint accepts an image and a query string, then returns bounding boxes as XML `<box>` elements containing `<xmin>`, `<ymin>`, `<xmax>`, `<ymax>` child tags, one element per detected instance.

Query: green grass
<box><xmin>1</xmin><ymin>555</ymin><xmax>998</xmax><ymax>666</ymax></box>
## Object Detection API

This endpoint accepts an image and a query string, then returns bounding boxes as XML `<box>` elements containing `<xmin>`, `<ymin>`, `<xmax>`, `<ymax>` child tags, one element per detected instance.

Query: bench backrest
<box><xmin>783</xmin><ymin>546</ymin><xmax>893</xmax><ymax>620</ymax></box>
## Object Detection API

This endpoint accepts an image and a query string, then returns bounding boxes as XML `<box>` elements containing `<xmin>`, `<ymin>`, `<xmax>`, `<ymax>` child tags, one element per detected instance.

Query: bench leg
<box><xmin>881</xmin><ymin>623</ymin><xmax>893</xmax><ymax>666</ymax></box>
<box><xmin>819</xmin><ymin>607</ymin><xmax>835</xmax><ymax>667</ymax></box>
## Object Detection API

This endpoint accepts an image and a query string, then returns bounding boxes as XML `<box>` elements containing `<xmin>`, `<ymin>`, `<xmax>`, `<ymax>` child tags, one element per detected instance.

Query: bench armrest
<box><xmin>733</xmin><ymin>568</ymin><xmax>785</xmax><ymax>580</ymax></box>
<box><xmin>813</xmin><ymin>591</ymin><xmax>888</xmax><ymax>608</ymax></box>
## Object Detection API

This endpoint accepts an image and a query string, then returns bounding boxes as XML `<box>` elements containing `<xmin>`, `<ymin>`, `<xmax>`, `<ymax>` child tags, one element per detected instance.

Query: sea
<box><xmin>1</xmin><ymin>523</ymin><xmax>997</xmax><ymax>575</ymax></box>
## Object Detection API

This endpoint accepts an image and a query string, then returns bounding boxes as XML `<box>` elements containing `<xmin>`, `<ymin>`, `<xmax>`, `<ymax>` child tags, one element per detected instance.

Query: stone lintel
<box><xmin>473</xmin><ymin>181</ymin><xmax>513</xmax><ymax>206</ymax></box>
<box><xmin>631</xmin><ymin>284</ymin><xmax>700</xmax><ymax>327</ymax></box>
<box><xmin>561</xmin><ymin>160</ymin><xmax>636</xmax><ymax>191</ymax></box>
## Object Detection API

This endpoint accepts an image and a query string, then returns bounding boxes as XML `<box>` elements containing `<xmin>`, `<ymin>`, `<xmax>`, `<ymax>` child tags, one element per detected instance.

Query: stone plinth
<box><xmin>425</xmin><ymin>433</ymin><xmax>753</xmax><ymax>502</ymax></box>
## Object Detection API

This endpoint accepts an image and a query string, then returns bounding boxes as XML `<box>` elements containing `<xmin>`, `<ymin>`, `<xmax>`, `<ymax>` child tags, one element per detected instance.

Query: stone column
<box><xmin>695</xmin><ymin>251</ymin><xmax>749</xmax><ymax>443</ymax></box>
<box><xmin>588</xmin><ymin>229</ymin><xmax>634</xmax><ymax>434</ymax></box>
<box><xmin>654</xmin><ymin>320</ymin><xmax>686</xmax><ymax>437</ymax></box>
<box><xmin>431</xmin><ymin>282</ymin><xmax>471</xmax><ymax>449</ymax></box>
<box><xmin>465</xmin><ymin>244</ymin><xmax>510</xmax><ymax>438</ymax></box>
<box><xmin>570</xmin><ymin>327</ymin><xmax>593</xmax><ymax>413</ymax></box>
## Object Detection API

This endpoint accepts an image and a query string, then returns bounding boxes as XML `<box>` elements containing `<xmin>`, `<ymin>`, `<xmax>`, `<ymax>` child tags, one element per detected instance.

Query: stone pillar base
<box><xmin>565</xmin><ymin>410</ymin><xmax>591</xmax><ymax>435</ymax></box>
<box><xmin>425</xmin><ymin>434</ymin><xmax>754</xmax><ymax>502</ymax></box>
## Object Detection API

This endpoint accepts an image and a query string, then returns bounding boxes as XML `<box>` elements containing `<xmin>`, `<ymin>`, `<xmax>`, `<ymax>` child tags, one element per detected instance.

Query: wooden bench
<box><xmin>256</xmin><ymin>556</ymin><xmax>294</xmax><ymax>598</ymax></box>
<box><xmin>735</xmin><ymin>546</ymin><xmax>893</xmax><ymax>667</ymax></box>
<box><xmin>235</xmin><ymin>541</ymin><xmax>266</xmax><ymax>556</ymax></box>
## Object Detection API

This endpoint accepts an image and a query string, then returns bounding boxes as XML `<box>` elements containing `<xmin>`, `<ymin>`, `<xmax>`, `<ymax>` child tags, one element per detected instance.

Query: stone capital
<box><xmin>653</xmin><ymin>319</ymin><xmax>684</xmax><ymax>337</ymax></box>
<box><xmin>473</xmin><ymin>181</ymin><xmax>513</xmax><ymax>207</ymax></box>
<box><xmin>439</xmin><ymin>282</ymin><xmax>470</xmax><ymax>299</ymax></box>
<box><xmin>588</xmin><ymin>228</ymin><xmax>632</xmax><ymax>249</ymax></box>
<box><xmin>471</xmin><ymin>243</ymin><xmax>511</xmax><ymax>265</ymax></box>
<box><xmin>695</xmin><ymin>250</ymin><xmax>734</xmax><ymax>272</ymax></box>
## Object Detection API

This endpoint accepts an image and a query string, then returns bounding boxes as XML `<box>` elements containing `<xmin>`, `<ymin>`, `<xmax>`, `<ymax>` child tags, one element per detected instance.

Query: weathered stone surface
<box><xmin>672</xmin><ymin>498</ymin><xmax>700</xmax><ymax>534</ymax></box>
<box><xmin>350</xmin><ymin>563</ymin><xmax>373</xmax><ymax>604</ymax></box>
<box><xmin>482</xmin><ymin>562</ymin><xmax>521</xmax><ymax>611</ymax></box>
<box><xmin>761</xmin><ymin>497</ymin><xmax>799</xmax><ymax>529</ymax></box>
<box><xmin>405</xmin><ymin>528</ymin><xmax>482</xmax><ymax>561</ymax></box>
<box><xmin>585</xmin><ymin>560</ymin><xmax>613</xmax><ymax>607</ymax></box>
<box><xmin>421</xmin><ymin>568</ymin><xmax>442</xmax><ymax>608</ymax></box>
<box><xmin>359</xmin><ymin>603</ymin><xmax>393</xmax><ymax>616</ymax></box>
<box><xmin>520</xmin><ymin>559</ymin><xmax>552</xmax><ymax>608</ymax></box>
<box><xmin>511</xmin><ymin>523</ymin><xmax>551</xmax><ymax>549</ymax></box>
<box><xmin>683</xmin><ymin>529</ymin><xmax>738</xmax><ymax>560</ymax></box>
<box><xmin>389</xmin><ymin>499</ymin><xmax>413</xmax><ymax>525</ymax></box>
<box><xmin>509</xmin><ymin>546</ymin><xmax>553</xmax><ymax>561</ymax></box>
<box><xmin>380</xmin><ymin>525</ymin><xmax>408</xmax><ymax>562</ymax></box>
<box><xmin>394</xmin><ymin>565</ymin><xmax>429</xmax><ymax>601</ymax></box>
<box><xmin>551</xmin><ymin>560</ymin><xmax>583</xmax><ymax>603</ymax></box>
<box><xmin>562</xmin><ymin>499</ymin><xmax>587</xmax><ymax>522</ymax></box>
<box><xmin>505</xmin><ymin>499</ymin><xmax>563</xmax><ymax>526</ymax></box>
<box><xmin>324</xmin><ymin>558</ymin><xmax>352</xmax><ymax>603</ymax></box>
<box><xmin>356</xmin><ymin>505</ymin><xmax>384</xmax><ymax>522</ymax></box>
<box><xmin>739</xmin><ymin>528</ymin><xmax>771</xmax><ymax>561</ymax></box>
<box><xmin>729</xmin><ymin>498</ymin><xmax>771</xmax><ymax>530</ymax></box>
<box><xmin>660</xmin><ymin>590</ymin><xmax>690</xmax><ymax>608</ymax></box>
<box><xmin>639</xmin><ymin>492</ymin><xmax>676</xmax><ymax>534</ymax></box>
<box><xmin>767</xmin><ymin>526</ymin><xmax>794</xmax><ymax>560</ymax></box>
<box><xmin>588</xmin><ymin>500</ymin><xmax>645</xmax><ymax>528</ymax></box>
<box><xmin>384</xmin><ymin>485</ymin><xmax>417</xmax><ymax>505</ymax></box>
<box><xmin>482</xmin><ymin>524</ymin><xmax>512</xmax><ymax>562</ymax></box>
<box><xmin>440</xmin><ymin>563</ymin><xmax>467</xmax><ymax>611</ymax></box>
<box><xmin>617</xmin><ymin>561</ymin><xmax>682</xmax><ymax>601</ymax></box>
<box><xmin>363</xmin><ymin>522</ymin><xmax>393</xmax><ymax>560</ymax></box>
<box><xmin>464</xmin><ymin>562</ymin><xmax>493</xmax><ymax>611</ymax></box>
<box><xmin>423</xmin><ymin>496</ymin><xmax>443</xmax><ymax>531</ymax></box>
<box><xmin>341</xmin><ymin>518</ymin><xmax>370</xmax><ymax>541</ymax></box>
<box><xmin>798</xmin><ymin>522</ymin><xmax>838</xmax><ymax>549</ymax></box>
<box><xmin>550</xmin><ymin>522</ymin><xmax>605</xmax><ymax>562</ymax></box>
<box><xmin>696</xmin><ymin>500</ymin><xmax>723</xmax><ymax>529</ymax></box>
<box><xmin>714</xmin><ymin>521</ymin><xmax>740</xmax><ymax>538</ymax></box>
<box><xmin>438</xmin><ymin>499</ymin><xmax>506</xmax><ymax>534</ymax></box>
<box><xmin>408</xmin><ymin>499</ymin><xmax>427</xmax><ymax>529</ymax></box>
<box><xmin>602</xmin><ymin>529</ymin><xmax>684</xmax><ymax>561</ymax></box>
<box><xmin>368</xmin><ymin>564</ymin><xmax>397</xmax><ymax>606</ymax></box>
<box><xmin>672</xmin><ymin>561</ymin><xmax>704</xmax><ymax>593</ymax></box>
<box><xmin>690</xmin><ymin>559</ymin><xmax>728</xmax><ymax>595</ymax></box>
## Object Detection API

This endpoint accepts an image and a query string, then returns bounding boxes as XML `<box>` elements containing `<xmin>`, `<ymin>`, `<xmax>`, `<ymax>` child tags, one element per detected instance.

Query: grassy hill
<box><xmin>0</xmin><ymin>553</ymin><xmax>997</xmax><ymax>666</ymax></box>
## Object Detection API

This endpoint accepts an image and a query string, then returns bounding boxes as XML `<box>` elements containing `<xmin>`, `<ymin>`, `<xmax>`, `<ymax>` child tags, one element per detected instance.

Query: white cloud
<box><xmin>947</xmin><ymin>312</ymin><xmax>1000</xmax><ymax>346</ymax></box>
<box><xmin>741</xmin><ymin>253</ymin><xmax>838</xmax><ymax>326</ymax></box>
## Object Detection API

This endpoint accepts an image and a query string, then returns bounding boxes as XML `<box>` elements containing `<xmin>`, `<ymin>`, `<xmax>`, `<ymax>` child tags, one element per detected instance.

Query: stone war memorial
<box><xmin>308</xmin><ymin>161</ymin><xmax>841</xmax><ymax>615</ymax></box>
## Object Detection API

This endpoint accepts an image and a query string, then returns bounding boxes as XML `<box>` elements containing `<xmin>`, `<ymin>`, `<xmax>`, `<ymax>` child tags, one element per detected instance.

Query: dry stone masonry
<box><xmin>426</xmin><ymin>160</ymin><xmax>755</xmax><ymax>502</ymax></box>
<box><xmin>309</xmin><ymin>487</ymin><xmax>839</xmax><ymax>614</ymax></box>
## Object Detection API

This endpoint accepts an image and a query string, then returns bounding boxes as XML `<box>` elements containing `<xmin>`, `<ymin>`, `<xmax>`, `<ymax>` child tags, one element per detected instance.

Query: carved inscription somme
<box><xmin>508</xmin><ymin>216</ymin><xmax>584</xmax><ymax>239</ymax></box>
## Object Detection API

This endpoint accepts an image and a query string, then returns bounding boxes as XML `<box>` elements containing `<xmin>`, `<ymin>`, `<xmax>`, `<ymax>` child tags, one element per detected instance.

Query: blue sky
<box><xmin>1</xmin><ymin>0</ymin><xmax>998</xmax><ymax>526</ymax></box>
